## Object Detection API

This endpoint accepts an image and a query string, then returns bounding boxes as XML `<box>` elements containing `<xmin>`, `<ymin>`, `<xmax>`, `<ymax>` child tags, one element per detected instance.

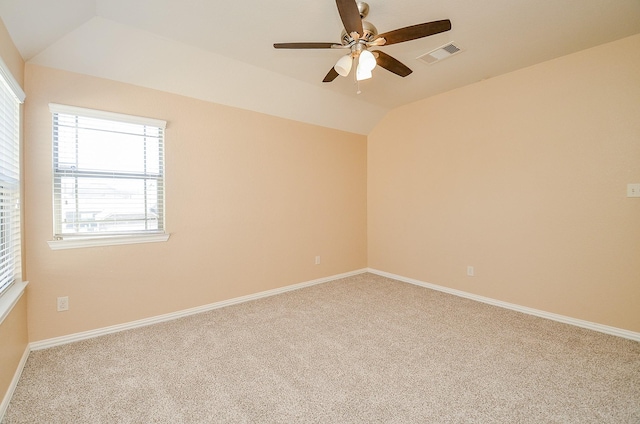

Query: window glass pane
<box><xmin>52</xmin><ymin>106</ymin><xmax>165</xmax><ymax>239</ymax></box>
<box><xmin>55</xmin><ymin>118</ymin><xmax>162</xmax><ymax>175</ymax></box>
<box><xmin>58</xmin><ymin>177</ymin><xmax>160</xmax><ymax>234</ymax></box>
<box><xmin>0</xmin><ymin>185</ymin><xmax>18</xmax><ymax>286</ymax></box>
<box><xmin>0</xmin><ymin>72</ymin><xmax>21</xmax><ymax>295</ymax></box>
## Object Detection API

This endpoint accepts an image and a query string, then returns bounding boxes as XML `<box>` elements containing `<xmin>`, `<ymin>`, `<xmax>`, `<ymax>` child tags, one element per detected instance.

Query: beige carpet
<box><xmin>4</xmin><ymin>273</ymin><xmax>640</xmax><ymax>423</ymax></box>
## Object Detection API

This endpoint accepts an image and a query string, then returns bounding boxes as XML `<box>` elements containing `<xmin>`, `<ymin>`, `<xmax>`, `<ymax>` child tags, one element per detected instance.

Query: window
<box><xmin>50</xmin><ymin>104</ymin><xmax>167</xmax><ymax>248</ymax></box>
<box><xmin>0</xmin><ymin>60</ymin><xmax>24</xmax><ymax>297</ymax></box>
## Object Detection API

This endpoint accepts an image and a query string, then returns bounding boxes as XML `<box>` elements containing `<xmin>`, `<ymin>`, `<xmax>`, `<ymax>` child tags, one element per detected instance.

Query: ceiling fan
<box><xmin>273</xmin><ymin>0</ymin><xmax>451</xmax><ymax>84</ymax></box>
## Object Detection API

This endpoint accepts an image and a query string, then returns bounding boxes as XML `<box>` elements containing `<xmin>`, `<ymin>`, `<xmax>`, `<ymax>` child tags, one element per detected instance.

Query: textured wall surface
<box><xmin>368</xmin><ymin>34</ymin><xmax>640</xmax><ymax>332</ymax></box>
<box><xmin>24</xmin><ymin>64</ymin><xmax>367</xmax><ymax>341</ymax></box>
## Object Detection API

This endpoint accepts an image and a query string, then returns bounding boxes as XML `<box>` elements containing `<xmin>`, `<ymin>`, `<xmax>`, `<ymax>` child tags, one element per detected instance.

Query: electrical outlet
<box><xmin>57</xmin><ymin>296</ymin><xmax>69</xmax><ymax>312</ymax></box>
<box><xmin>467</xmin><ymin>266</ymin><xmax>475</xmax><ymax>277</ymax></box>
<box><xmin>315</xmin><ymin>256</ymin><xmax>321</xmax><ymax>265</ymax></box>
<box><xmin>628</xmin><ymin>183</ymin><xmax>640</xmax><ymax>198</ymax></box>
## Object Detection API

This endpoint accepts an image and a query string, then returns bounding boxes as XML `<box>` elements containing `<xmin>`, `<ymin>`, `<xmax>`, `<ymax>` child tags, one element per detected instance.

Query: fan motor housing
<box><xmin>341</xmin><ymin>20</ymin><xmax>378</xmax><ymax>45</ymax></box>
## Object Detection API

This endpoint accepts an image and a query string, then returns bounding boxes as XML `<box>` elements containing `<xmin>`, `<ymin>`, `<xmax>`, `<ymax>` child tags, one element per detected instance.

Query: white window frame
<box><xmin>47</xmin><ymin>104</ymin><xmax>169</xmax><ymax>250</ymax></box>
<box><xmin>0</xmin><ymin>56</ymin><xmax>25</xmax><ymax>301</ymax></box>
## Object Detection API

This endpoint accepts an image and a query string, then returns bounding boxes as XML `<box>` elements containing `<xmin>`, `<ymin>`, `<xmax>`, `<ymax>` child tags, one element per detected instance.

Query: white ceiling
<box><xmin>1</xmin><ymin>0</ymin><xmax>639</xmax><ymax>134</ymax></box>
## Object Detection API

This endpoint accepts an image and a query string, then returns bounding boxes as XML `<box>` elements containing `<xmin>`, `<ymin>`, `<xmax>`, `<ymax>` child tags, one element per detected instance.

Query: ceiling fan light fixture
<box><xmin>359</xmin><ymin>49</ymin><xmax>377</xmax><ymax>71</ymax></box>
<box><xmin>356</xmin><ymin>64</ymin><xmax>372</xmax><ymax>81</ymax></box>
<box><xmin>334</xmin><ymin>54</ymin><xmax>353</xmax><ymax>77</ymax></box>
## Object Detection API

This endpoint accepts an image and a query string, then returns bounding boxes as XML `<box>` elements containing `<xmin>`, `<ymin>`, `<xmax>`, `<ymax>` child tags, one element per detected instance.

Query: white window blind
<box><xmin>50</xmin><ymin>104</ymin><xmax>166</xmax><ymax>240</ymax></box>
<box><xmin>0</xmin><ymin>61</ymin><xmax>24</xmax><ymax>297</ymax></box>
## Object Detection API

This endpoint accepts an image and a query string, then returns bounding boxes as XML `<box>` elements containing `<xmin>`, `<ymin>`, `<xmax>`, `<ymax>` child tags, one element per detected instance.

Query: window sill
<box><xmin>47</xmin><ymin>233</ymin><xmax>170</xmax><ymax>250</ymax></box>
<box><xmin>0</xmin><ymin>280</ymin><xmax>28</xmax><ymax>326</ymax></box>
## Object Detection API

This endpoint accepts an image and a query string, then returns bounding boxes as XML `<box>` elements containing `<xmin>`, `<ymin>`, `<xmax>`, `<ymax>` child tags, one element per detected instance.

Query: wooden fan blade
<box><xmin>274</xmin><ymin>42</ymin><xmax>338</xmax><ymax>49</ymax></box>
<box><xmin>372</xmin><ymin>51</ymin><xmax>412</xmax><ymax>77</ymax></box>
<box><xmin>377</xmin><ymin>20</ymin><xmax>451</xmax><ymax>46</ymax></box>
<box><xmin>336</xmin><ymin>0</ymin><xmax>363</xmax><ymax>36</ymax></box>
<box><xmin>323</xmin><ymin>67</ymin><xmax>340</xmax><ymax>83</ymax></box>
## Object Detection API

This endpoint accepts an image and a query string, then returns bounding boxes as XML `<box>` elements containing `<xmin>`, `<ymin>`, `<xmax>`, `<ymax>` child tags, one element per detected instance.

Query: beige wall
<box><xmin>0</xmin><ymin>19</ymin><xmax>23</xmax><ymax>88</ymax></box>
<box><xmin>24</xmin><ymin>64</ymin><xmax>367</xmax><ymax>342</ymax></box>
<box><xmin>0</xmin><ymin>296</ymin><xmax>28</xmax><ymax>403</ymax></box>
<box><xmin>368</xmin><ymin>34</ymin><xmax>640</xmax><ymax>332</ymax></box>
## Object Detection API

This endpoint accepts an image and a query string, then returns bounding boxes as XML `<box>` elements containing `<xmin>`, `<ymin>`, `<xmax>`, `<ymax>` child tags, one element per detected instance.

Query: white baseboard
<box><xmin>30</xmin><ymin>268</ymin><xmax>369</xmax><ymax>351</ymax></box>
<box><xmin>368</xmin><ymin>268</ymin><xmax>640</xmax><ymax>342</ymax></box>
<box><xmin>0</xmin><ymin>345</ymin><xmax>30</xmax><ymax>422</ymax></box>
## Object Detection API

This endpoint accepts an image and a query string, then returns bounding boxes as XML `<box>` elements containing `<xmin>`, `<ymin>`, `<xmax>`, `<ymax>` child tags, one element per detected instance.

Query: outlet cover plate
<box><xmin>57</xmin><ymin>296</ymin><xmax>69</xmax><ymax>311</ymax></box>
<box><xmin>628</xmin><ymin>183</ymin><xmax>640</xmax><ymax>198</ymax></box>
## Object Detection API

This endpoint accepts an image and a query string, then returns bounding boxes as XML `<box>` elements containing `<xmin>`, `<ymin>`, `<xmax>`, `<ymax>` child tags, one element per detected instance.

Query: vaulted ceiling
<box><xmin>1</xmin><ymin>0</ymin><xmax>639</xmax><ymax>134</ymax></box>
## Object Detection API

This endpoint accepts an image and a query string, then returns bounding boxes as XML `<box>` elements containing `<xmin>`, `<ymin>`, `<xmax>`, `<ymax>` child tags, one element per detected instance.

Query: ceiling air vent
<box><xmin>417</xmin><ymin>42</ymin><xmax>462</xmax><ymax>64</ymax></box>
